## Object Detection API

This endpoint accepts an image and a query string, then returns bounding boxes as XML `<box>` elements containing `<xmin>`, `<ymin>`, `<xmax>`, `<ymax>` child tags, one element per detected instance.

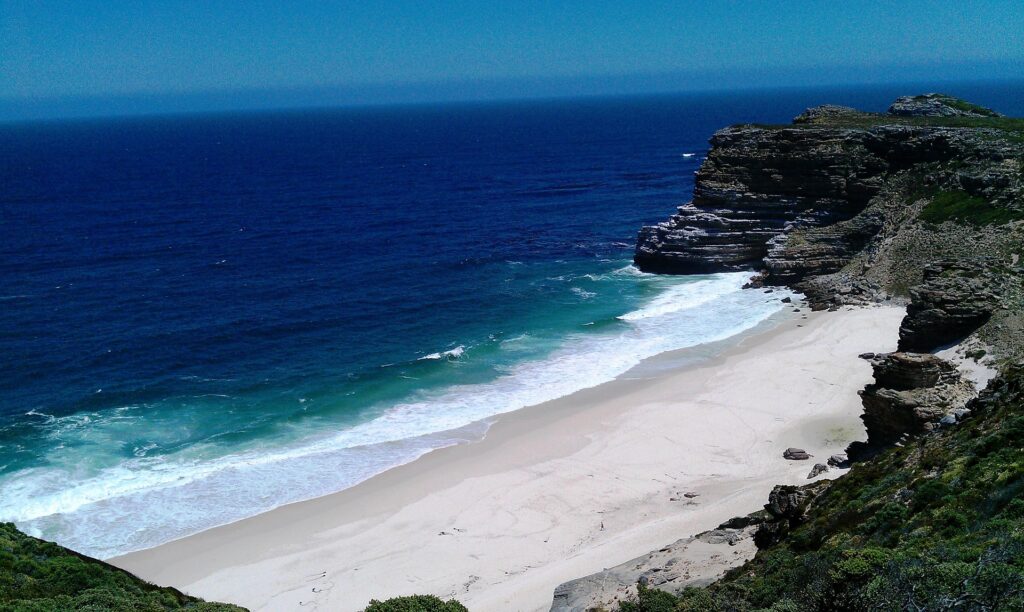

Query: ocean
<box><xmin>2</xmin><ymin>82</ymin><xmax>1022</xmax><ymax>558</ymax></box>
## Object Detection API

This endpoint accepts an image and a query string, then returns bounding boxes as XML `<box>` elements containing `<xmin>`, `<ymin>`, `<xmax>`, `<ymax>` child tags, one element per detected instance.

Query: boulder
<box><xmin>827</xmin><ymin>454</ymin><xmax>849</xmax><ymax>468</ymax></box>
<box><xmin>754</xmin><ymin>481</ymin><xmax>830</xmax><ymax>548</ymax></box>
<box><xmin>807</xmin><ymin>463</ymin><xmax>829</xmax><ymax>479</ymax></box>
<box><xmin>717</xmin><ymin>510</ymin><xmax>772</xmax><ymax>530</ymax></box>
<box><xmin>783</xmin><ymin>448</ymin><xmax>811</xmax><ymax>460</ymax></box>
<box><xmin>766</xmin><ymin>484</ymin><xmax>815</xmax><ymax>519</ymax></box>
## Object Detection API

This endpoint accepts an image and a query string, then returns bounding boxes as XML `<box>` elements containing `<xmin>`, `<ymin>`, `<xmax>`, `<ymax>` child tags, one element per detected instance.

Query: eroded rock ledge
<box><xmin>550</xmin><ymin>524</ymin><xmax>758</xmax><ymax>612</ymax></box>
<box><xmin>846</xmin><ymin>352</ymin><xmax>975</xmax><ymax>462</ymax></box>
<box><xmin>633</xmin><ymin>125</ymin><xmax>887</xmax><ymax>274</ymax></box>
<box><xmin>634</xmin><ymin>96</ymin><xmax>1022</xmax><ymax>284</ymax></box>
<box><xmin>898</xmin><ymin>260</ymin><xmax>999</xmax><ymax>352</ymax></box>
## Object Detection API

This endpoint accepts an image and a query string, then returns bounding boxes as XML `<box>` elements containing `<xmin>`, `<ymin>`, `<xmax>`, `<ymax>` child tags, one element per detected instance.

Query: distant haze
<box><xmin>2</xmin><ymin>1</ymin><xmax>1023</xmax><ymax>121</ymax></box>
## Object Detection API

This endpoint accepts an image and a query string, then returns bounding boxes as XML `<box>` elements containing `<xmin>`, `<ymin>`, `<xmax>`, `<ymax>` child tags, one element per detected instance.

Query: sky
<box><xmin>1</xmin><ymin>1</ymin><xmax>1023</xmax><ymax>120</ymax></box>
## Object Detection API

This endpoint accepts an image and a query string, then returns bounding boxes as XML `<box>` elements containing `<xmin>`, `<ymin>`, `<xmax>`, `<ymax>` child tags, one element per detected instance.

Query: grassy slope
<box><xmin>0</xmin><ymin>523</ymin><xmax>244</xmax><ymax>612</ymax></box>
<box><xmin>919</xmin><ymin>190</ymin><xmax>1024</xmax><ymax>226</ymax></box>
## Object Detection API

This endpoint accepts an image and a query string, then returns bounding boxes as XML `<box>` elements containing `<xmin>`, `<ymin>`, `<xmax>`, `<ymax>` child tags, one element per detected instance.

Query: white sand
<box><xmin>114</xmin><ymin>305</ymin><xmax>905</xmax><ymax>611</ymax></box>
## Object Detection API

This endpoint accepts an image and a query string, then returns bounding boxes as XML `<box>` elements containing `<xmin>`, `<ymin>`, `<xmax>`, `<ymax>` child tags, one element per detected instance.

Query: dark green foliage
<box><xmin>0</xmin><ymin>523</ymin><xmax>243</xmax><ymax>611</ymax></box>
<box><xmin>618</xmin><ymin>584</ymin><xmax>689</xmax><ymax>612</ymax></box>
<box><xmin>617</xmin><ymin>368</ymin><xmax>1024</xmax><ymax>611</ymax></box>
<box><xmin>363</xmin><ymin>594</ymin><xmax>468</xmax><ymax>612</ymax></box>
<box><xmin>967</xmin><ymin>348</ymin><xmax>989</xmax><ymax>361</ymax></box>
<box><xmin>919</xmin><ymin>190</ymin><xmax>1024</xmax><ymax>226</ymax></box>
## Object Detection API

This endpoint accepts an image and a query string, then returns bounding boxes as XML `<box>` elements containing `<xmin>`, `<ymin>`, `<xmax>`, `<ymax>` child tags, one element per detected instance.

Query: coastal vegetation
<box><xmin>917</xmin><ymin>93</ymin><xmax>1004</xmax><ymax>118</ymax></box>
<box><xmin>364</xmin><ymin>595</ymin><xmax>468</xmax><ymax>611</ymax></box>
<box><xmin>919</xmin><ymin>190</ymin><xmax>1024</xmax><ymax>226</ymax></box>
<box><xmin>743</xmin><ymin>95</ymin><xmax>1024</xmax><ymax>138</ymax></box>
<box><xmin>0</xmin><ymin>523</ymin><xmax>242</xmax><ymax>611</ymax></box>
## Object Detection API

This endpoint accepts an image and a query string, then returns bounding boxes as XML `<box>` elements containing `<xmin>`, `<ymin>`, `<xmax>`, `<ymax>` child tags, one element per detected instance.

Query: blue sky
<box><xmin>1</xmin><ymin>1</ymin><xmax>1023</xmax><ymax>119</ymax></box>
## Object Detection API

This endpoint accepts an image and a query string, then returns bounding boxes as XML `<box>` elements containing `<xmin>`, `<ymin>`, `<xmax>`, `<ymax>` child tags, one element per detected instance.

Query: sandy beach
<box><xmin>114</xmin><ymin>304</ymin><xmax>905</xmax><ymax>611</ymax></box>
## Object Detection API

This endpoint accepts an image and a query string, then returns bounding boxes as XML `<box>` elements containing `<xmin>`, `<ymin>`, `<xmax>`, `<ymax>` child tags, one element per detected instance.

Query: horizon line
<box><xmin>2</xmin><ymin>71</ymin><xmax>1023</xmax><ymax>126</ymax></box>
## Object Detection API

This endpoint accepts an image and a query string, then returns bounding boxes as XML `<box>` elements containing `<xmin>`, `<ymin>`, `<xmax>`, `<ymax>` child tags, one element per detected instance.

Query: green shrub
<box><xmin>364</xmin><ymin>594</ymin><xmax>468</xmax><ymax>612</ymax></box>
<box><xmin>919</xmin><ymin>190</ymin><xmax>1024</xmax><ymax>225</ymax></box>
<box><xmin>617</xmin><ymin>584</ymin><xmax>683</xmax><ymax>612</ymax></box>
<box><xmin>911</xmin><ymin>479</ymin><xmax>950</xmax><ymax>511</ymax></box>
<box><xmin>0</xmin><ymin>523</ymin><xmax>243</xmax><ymax>611</ymax></box>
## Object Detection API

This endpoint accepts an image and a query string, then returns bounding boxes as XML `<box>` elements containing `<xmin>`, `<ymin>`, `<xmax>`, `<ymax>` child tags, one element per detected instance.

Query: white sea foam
<box><xmin>617</xmin><ymin>275</ymin><xmax>740</xmax><ymax>321</ymax></box>
<box><xmin>0</xmin><ymin>271</ymin><xmax>795</xmax><ymax>558</ymax></box>
<box><xmin>418</xmin><ymin>345</ymin><xmax>466</xmax><ymax>361</ymax></box>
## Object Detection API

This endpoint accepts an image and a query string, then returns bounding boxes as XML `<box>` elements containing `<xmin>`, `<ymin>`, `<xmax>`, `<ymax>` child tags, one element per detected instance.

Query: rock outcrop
<box><xmin>549</xmin><ymin>523</ymin><xmax>760</xmax><ymax>611</ymax></box>
<box><xmin>634</xmin><ymin>96</ymin><xmax>1017</xmax><ymax>278</ymax></box>
<box><xmin>898</xmin><ymin>260</ymin><xmax>998</xmax><ymax>352</ymax></box>
<box><xmin>753</xmin><ymin>480</ymin><xmax>830</xmax><ymax>548</ymax></box>
<box><xmin>807</xmin><ymin>463</ymin><xmax>829</xmax><ymax>479</ymax></box>
<box><xmin>792</xmin><ymin>104</ymin><xmax>858</xmax><ymax>124</ymax></box>
<box><xmin>847</xmin><ymin>352</ymin><xmax>975</xmax><ymax>461</ymax></box>
<box><xmin>782</xmin><ymin>447</ymin><xmax>811</xmax><ymax>460</ymax></box>
<box><xmin>887</xmin><ymin>93</ymin><xmax>1003</xmax><ymax>118</ymax></box>
<box><xmin>633</xmin><ymin>125</ymin><xmax>887</xmax><ymax>274</ymax></box>
<box><xmin>763</xmin><ymin>210</ymin><xmax>884</xmax><ymax>285</ymax></box>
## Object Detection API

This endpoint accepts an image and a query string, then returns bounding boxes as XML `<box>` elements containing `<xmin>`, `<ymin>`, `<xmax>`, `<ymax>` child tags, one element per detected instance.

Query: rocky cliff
<box><xmin>634</xmin><ymin>95</ymin><xmax>1024</xmax><ymax>294</ymax></box>
<box><xmin>636</xmin><ymin>94</ymin><xmax>1024</xmax><ymax>358</ymax></box>
<box><xmin>634</xmin><ymin>121</ymin><xmax>887</xmax><ymax>274</ymax></box>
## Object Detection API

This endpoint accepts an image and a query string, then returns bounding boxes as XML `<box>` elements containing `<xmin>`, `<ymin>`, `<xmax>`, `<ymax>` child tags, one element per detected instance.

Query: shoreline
<box><xmin>99</xmin><ymin>290</ymin><xmax>796</xmax><ymax>559</ymax></box>
<box><xmin>113</xmin><ymin>303</ymin><xmax>906</xmax><ymax>611</ymax></box>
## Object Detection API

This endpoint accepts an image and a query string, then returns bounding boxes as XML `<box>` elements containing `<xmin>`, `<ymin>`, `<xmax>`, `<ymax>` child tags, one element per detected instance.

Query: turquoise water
<box><xmin>4</xmin><ymin>261</ymin><xmax>791</xmax><ymax>557</ymax></box>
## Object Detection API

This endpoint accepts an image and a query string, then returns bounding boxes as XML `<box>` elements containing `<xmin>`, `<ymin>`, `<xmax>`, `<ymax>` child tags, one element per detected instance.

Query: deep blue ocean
<box><xmin>2</xmin><ymin>82</ymin><xmax>1022</xmax><ymax>557</ymax></box>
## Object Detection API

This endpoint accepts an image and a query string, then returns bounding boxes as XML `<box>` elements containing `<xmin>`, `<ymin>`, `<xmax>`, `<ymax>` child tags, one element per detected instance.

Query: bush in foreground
<box><xmin>0</xmin><ymin>522</ymin><xmax>243</xmax><ymax>611</ymax></box>
<box><xmin>364</xmin><ymin>594</ymin><xmax>468</xmax><ymax>612</ymax></box>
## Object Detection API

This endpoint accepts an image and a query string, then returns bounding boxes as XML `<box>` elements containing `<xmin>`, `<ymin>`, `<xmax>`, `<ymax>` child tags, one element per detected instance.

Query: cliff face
<box><xmin>634</xmin><ymin>124</ymin><xmax>886</xmax><ymax>274</ymax></box>
<box><xmin>634</xmin><ymin>99</ymin><xmax>1023</xmax><ymax>288</ymax></box>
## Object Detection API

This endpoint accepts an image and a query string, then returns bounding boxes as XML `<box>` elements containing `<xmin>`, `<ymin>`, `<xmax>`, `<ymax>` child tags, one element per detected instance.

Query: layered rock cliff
<box><xmin>633</xmin><ymin>123</ymin><xmax>887</xmax><ymax>274</ymax></box>
<box><xmin>634</xmin><ymin>95</ymin><xmax>1024</xmax><ymax>293</ymax></box>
